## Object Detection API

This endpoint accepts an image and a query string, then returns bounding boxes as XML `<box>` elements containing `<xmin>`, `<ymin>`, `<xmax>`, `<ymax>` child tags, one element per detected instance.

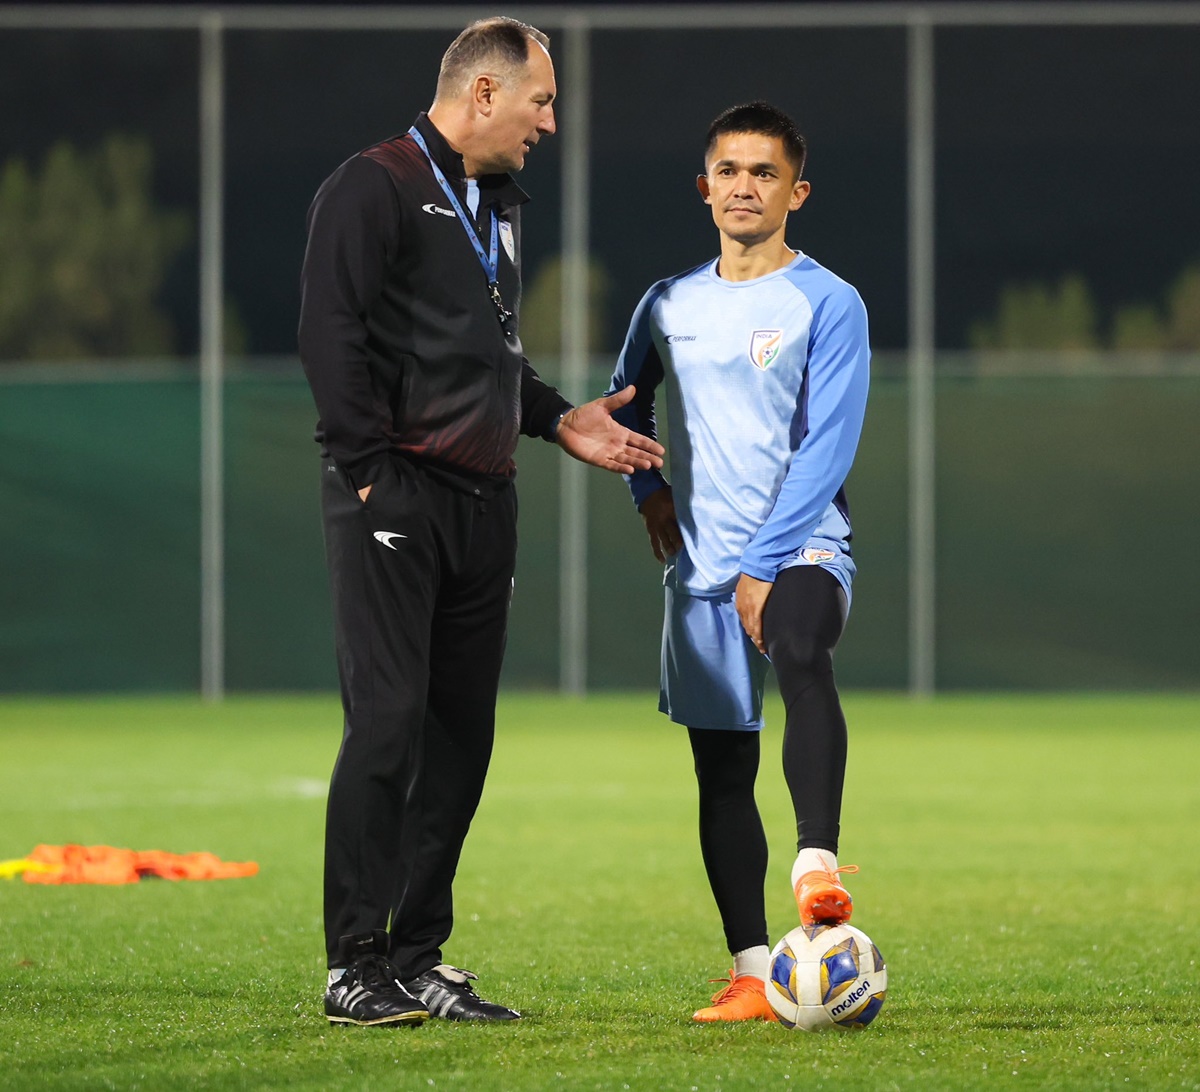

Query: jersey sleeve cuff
<box><xmin>739</xmin><ymin>560</ymin><xmax>778</xmax><ymax>583</ymax></box>
<box><xmin>630</xmin><ymin>471</ymin><xmax>668</xmax><ymax>510</ymax></box>
<box><xmin>544</xmin><ymin>406</ymin><xmax>571</xmax><ymax>442</ymax></box>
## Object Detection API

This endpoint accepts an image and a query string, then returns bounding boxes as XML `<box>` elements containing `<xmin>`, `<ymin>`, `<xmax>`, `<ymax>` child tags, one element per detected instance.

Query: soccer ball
<box><xmin>766</xmin><ymin>922</ymin><xmax>887</xmax><ymax>1031</ymax></box>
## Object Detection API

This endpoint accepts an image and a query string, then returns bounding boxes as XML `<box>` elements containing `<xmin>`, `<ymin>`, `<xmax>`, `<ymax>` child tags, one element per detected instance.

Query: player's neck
<box><xmin>426</xmin><ymin>102</ymin><xmax>485</xmax><ymax>178</ymax></box>
<box><xmin>715</xmin><ymin>237</ymin><xmax>796</xmax><ymax>282</ymax></box>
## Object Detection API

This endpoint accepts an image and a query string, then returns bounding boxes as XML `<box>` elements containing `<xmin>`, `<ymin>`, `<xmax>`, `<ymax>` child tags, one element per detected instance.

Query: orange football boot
<box><xmin>692</xmin><ymin>970</ymin><xmax>778</xmax><ymax>1023</ymax></box>
<box><xmin>794</xmin><ymin>862</ymin><xmax>860</xmax><ymax>925</ymax></box>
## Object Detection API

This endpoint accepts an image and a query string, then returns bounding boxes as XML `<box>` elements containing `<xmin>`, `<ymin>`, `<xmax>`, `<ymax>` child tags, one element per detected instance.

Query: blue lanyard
<box><xmin>408</xmin><ymin>125</ymin><xmax>499</xmax><ymax>285</ymax></box>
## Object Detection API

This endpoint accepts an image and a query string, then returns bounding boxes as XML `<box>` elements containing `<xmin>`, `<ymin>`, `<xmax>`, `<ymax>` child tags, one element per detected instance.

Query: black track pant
<box><xmin>319</xmin><ymin>455</ymin><xmax>516</xmax><ymax>977</ymax></box>
<box><xmin>688</xmin><ymin>564</ymin><xmax>849</xmax><ymax>954</ymax></box>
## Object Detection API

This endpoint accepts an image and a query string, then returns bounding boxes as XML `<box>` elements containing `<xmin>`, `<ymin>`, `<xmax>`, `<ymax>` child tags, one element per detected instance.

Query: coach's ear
<box><xmin>697</xmin><ymin>174</ymin><xmax>711</xmax><ymax>204</ymax></box>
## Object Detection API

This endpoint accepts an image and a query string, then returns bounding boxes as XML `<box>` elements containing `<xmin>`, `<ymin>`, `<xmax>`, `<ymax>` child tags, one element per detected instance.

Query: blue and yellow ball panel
<box><xmin>834</xmin><ymin>991</ymin><xmax>886</xmax><ymax>1029</ymax></box>
<box><xmin>770</xmin><ymin>945</ymin><xmax>799</xmax><ymax>1004</ymax></box>
<box><xmin>820</xmin><ymin>938</ymin><xmax>862</xmax><ymax>1004</ymax></box>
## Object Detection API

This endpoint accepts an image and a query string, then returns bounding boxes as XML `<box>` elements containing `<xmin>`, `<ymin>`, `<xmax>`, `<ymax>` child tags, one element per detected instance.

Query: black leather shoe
<box><xmin>404</xmin><ymin>965</ymin><xmax>521</xmax><ymax>1021</ymax></box>
<box><xmin>325</xmin><ymin>930</ymin><xmax>428</xmax><ymax>1026</ymax></box>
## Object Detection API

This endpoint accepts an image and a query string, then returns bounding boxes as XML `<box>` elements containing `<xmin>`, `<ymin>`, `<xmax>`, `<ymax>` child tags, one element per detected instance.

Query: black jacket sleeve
<box><xmin>298</xmin><ymin>156</ymin><xmax>399</xmax><ymax>488</ymax></box>
<box><xmin>519</xmin><ymin>360</ymin><xmax>573</xmax><ymax>442</ymax></box>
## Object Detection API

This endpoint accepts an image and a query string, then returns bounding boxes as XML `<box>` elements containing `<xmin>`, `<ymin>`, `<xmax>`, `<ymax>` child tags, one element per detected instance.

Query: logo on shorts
<box><xmin>497</xmin><ymin>219</ymin><xmax>516</xmax><ymax>262</ymax></box>
<box><xmin>749</xmin><ymin>329</ymin><xmax>783</xmax><ymax>369</ymax></box>
<box><xmin>801</xmin><ymin>547</ymin><xmax>836</xmax><ymax>564</ymax></box>
<box><xmin>373</xmin><ymin>531</ymin><xmax>407</xmax><ymax>550</ymax></box>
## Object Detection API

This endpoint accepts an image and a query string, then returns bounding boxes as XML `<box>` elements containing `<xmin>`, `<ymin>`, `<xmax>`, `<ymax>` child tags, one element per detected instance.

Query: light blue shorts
<box><xmin>658</xmin><ymin>585</ymin><xmax>770</xmax><ymax>731</ymax></box>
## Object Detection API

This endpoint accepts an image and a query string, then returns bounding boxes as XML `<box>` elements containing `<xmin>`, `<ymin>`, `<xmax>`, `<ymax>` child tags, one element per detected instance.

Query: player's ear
<box><xmin>697</xmin><ymin>174</ymin><xmax>712</xmax><ymax>204</ymax></box>
<box><xmin>789</xmin><ymin>179</ymin><xmax>811</xmax><ymax>212</ymax></box>
<box><xmin>472</xmin><ymin>74</ymin><xmax>497</xmax><ymax>115</ymax></box>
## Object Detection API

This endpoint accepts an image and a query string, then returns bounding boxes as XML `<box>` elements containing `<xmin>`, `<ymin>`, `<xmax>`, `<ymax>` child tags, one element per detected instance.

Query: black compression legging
<box><xmin>688</xmin><ymin>565</ymin><xmax>850</xmax><ymax>954</ymax></box>
<box><xmin>689</xmin><ymin>727</ymin><xmax>769</xmax><ymax>954</ymax></box>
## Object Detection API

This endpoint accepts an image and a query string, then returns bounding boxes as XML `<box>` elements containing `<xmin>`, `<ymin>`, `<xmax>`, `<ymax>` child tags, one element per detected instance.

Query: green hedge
<box><xmin>1</xmin><ymin>364</ymin><xmax>1196</xmax><ymax>692</ymax></box>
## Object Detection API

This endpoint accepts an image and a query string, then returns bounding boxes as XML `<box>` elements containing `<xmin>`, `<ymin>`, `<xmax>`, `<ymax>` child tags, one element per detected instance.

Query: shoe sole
<box><xmin>797</xmin><ymin>879</ymin><xmax>853</xmax><ymax>926</ymax></box>
<box><xmin>327</xmin><ymin>1011</ymin><xmax>428</xmax><ymax>1027</ymax></box>
<box><xmin>692</xmin><ymin>1009</ymin><xmax>777</xmax><ymax>1023</ymax></box>
<box><xmin>800</xmin><ymin>892</ymin><xmax>852</xmax><ymax>925</ymax></box>
<box><xmin>422</xmin><ymin>1009</ymin><xmax>521</xmax><ymax>1022</ymax></box>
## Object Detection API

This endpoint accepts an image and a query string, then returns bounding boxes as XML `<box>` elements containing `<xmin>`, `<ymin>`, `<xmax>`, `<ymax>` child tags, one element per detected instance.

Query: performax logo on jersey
<box><xmin>421</xmin><ymin>203</ymin><xmax>455</xmax><ymax>218</ymax></box>
<box><xmin>665</xmin><ymin>334</ymin><xmax>697</xmax><ymax>343</ymax></box>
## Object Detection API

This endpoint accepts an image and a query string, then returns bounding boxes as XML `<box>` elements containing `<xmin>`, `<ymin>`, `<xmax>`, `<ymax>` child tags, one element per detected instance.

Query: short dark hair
<box><xmin>704</xmin><ymin>101</ymin><xmax>807</xmax><ymax>179</ymax></box>
<box><xmin>435</xmin><ymin>17</ymin><xmax>550</xmax><ymax>100</ymax></box>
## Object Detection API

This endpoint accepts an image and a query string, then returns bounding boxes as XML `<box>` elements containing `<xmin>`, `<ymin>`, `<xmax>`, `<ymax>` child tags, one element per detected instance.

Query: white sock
<box><xmin>328</xmin><ymin>967</ymin><xmax>346</xmax><ymax>987</ymax></box>
<box><xmin>732</xmin><ymin>945</ymin><xmax>770</xmax><ymax>980</ymax></box>
<box><xmin>790</xmin><ymin>847</ymin><xmax>838</xmax><ymax>893</ymax></box>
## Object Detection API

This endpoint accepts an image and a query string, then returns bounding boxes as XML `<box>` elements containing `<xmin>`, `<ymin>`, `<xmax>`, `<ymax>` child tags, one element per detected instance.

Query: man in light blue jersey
<box><xmin>608</xmin><ymin>102</ymin><xmax>870</xmax><ymax>1022</ymax></box>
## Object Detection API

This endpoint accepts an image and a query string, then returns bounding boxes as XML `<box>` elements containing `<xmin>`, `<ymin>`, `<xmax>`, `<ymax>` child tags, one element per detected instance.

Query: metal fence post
<box><xmin>559</xmin><ymin>16</ymin><xmax>591</xmax><ymax>695</ymax></box>
<box><xmin>199</xmin><ymin>14</ymin><xmax>225</xmax><ymax>701</ymax></box>
<box><xmin>907</xmin><ymin>14</ymin><xmax>936</xmax><ymax>696</ymax></box>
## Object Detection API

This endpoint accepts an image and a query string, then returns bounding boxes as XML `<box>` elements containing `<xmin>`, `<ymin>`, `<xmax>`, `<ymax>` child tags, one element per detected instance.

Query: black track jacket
<box><xmin>299</xmin><ymin>113</ymin><xmax>571</xmax><ymax>487</ymax></box>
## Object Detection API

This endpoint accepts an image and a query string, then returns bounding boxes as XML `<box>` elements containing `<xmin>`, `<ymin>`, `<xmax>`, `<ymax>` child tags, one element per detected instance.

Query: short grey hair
<box><xmin>434</xmin><ymin>17</ymin><xmax>550</xmax><ymax>100</ymax></box>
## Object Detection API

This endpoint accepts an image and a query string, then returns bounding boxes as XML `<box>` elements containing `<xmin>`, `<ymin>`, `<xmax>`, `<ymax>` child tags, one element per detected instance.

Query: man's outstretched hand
<box><xmin>555</xmin><ymin>386</ymin><xmax>665</xmax><ymax>474</ymax></box>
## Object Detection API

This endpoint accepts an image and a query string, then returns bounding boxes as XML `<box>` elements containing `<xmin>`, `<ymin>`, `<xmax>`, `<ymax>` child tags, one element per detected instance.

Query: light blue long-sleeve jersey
<box><xmin>609</xmin><ymin>251</ymin><xmax>870</xmax><ymax>598</ymax></box>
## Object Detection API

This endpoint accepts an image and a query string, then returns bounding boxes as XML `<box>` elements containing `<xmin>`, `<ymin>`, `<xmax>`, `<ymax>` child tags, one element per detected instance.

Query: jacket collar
<box><xmin>412</xmin><ymin>112</ymin><xmax>529</xmax><ymax>208</ymax></box>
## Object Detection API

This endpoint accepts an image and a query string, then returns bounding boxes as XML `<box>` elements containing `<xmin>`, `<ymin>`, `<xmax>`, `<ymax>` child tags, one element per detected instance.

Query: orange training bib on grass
<box><xmin>4</xmin><ymin>844</ymin><xmax>258</xmax><ymax>884</ymax></box>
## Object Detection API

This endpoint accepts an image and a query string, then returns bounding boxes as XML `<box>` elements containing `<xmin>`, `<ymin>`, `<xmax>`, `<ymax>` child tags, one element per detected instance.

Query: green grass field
<box><xmin>1</xmin><ymin>692</ymin><xmax>1198</xmax><ymax>1090</ymax></box>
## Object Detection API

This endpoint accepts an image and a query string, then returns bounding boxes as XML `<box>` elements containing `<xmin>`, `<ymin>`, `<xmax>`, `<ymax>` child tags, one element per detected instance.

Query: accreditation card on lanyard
<box><xmin>408</xmin><ymin>126</ymin><xmax>516</xmax><ymax>335</ymax></box>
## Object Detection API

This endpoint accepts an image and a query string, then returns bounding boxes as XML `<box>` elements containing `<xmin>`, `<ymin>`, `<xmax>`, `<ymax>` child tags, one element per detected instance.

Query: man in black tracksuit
<box><xmin>299</xmin><ymin>17</ymin><xmax>662</xmax><ymax>1026</ymax></box>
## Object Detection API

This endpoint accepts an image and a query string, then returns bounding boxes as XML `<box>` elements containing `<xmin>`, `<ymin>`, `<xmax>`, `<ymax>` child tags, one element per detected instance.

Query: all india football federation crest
<box><xmin>749</xmin><ymin>329</ymin><xmax>783</xmax><ymax>369</ymax></box>
<box><xmin>497</xmin><ymin>219</ymin><xmax>516</xmax><ymax>263</ymax></box>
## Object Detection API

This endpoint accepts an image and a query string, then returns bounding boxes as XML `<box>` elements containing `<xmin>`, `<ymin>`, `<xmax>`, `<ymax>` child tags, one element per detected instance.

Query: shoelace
<box><xmin>347</xmin><ymin>954</ymin><xmax>404</xmax><ymax>992</ymax></box>
<box><xmin>799</xmin><ymin>862</ymin><xmax>860</xmax><ymax>885</ymax></box>
<box><xmin>706</xmin><ymin>969</ymin><xmax>760</xmax><ymax>1004</ymax></box>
